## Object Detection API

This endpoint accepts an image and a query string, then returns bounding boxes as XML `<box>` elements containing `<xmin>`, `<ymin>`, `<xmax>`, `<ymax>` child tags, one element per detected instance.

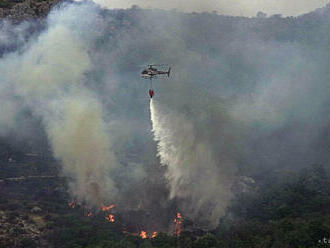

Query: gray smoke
<box><xmin>0</xmin><ymin>2</ymin><xmax>118</xmax><ymax>207</ymax></box>
<box><xmin>150</xmin><ymin>99</ymin><xmax>235</xmax><ymax>229</ymax></box>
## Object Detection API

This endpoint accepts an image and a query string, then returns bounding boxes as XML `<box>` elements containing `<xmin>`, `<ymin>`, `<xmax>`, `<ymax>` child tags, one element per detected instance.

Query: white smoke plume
<box><xmin>150</xmin><ymin>99</ymin><xmax>234</xmax><ymax>229</ymax></box>
<box><xmin>48</xmin><ymin>93</ymin><xmax>117</xmax><ymax>204</ymax></box>
<box><xmin>0</xmin><ymin>2</ymin><xmax>118</xmax><ymax>207</ymax></box>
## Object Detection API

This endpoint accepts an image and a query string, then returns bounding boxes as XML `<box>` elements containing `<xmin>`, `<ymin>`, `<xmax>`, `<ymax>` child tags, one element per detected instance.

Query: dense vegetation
<box><xmin>217</xmin><ymin>164</ymin><xmax>330</xmax><ymax>248</ymax></box>
<box><xmin>47</xmin><ymin>164</ymin><xmax>330</xmax><ymax>248</ymax></box>
<box><xmin>1</xmin><ymin>141</ymin><xmax>330</xmax><ymax>248</ymax></box>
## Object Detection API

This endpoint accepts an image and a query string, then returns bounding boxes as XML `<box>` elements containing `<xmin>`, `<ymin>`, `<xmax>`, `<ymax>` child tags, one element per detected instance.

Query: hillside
<box><xmin>0</xmin><ymin>0</ymin><xmax>62</xmax><ymax>21</ymax></box>
<box><xmin>1</xmin><ymin>1</ymin><xmax>330</xmax><ymax>248</ymax></box>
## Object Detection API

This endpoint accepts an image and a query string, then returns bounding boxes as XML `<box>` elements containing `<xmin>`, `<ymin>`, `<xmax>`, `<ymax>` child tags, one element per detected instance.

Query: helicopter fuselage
<box><xmin>141</xmin><ymin>68</ymin><xmax>167</xmax><ymax>79</ymax></box>
<box><xmin>141</xmin><ymin>65</ymin><xmax>171</xmax><ymax>98</ymax></box>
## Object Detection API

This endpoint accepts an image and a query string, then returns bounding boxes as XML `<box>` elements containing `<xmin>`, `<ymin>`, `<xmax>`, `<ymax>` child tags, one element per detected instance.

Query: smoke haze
<box><xmin>0</xmin><ymin>2</ymin><xmax>118</xmax><ymax>208</ymax></box>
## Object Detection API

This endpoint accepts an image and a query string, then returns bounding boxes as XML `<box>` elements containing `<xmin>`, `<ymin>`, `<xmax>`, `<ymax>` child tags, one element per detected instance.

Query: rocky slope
<box><xmin>0</xmin><ymin>0</ymin><xmax>62</xmax><ymax>21</ymax></box>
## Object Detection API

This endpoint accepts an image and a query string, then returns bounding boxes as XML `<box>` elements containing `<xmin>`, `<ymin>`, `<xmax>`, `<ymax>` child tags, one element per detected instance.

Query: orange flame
<box><xmin>140</xmin><ymin>231</ymin><xmax>147</xmax><ymax>239</ymax></box>
<box><xmin>68</xmin><ymin>201</ymin><xmax>76</xmax><ymax>208</ymax></box>
<box><xmin>151</xmin><ymin>232</ymin><xmax>157</xmax><ymax>238</ymax></box>
<box><xmin>105</xmin><ymin>214</ymin><xmax>115</xmax><ymax>223</ymax></box>
<box><xmin>174</xmin><ymin>212</ymin><xmax>182</xmax><ymax>236</ymax></box>
<box><xmin>101</xmin><ymin>204</ymin><xmax>115</xmax><ymax>211</ymax></box>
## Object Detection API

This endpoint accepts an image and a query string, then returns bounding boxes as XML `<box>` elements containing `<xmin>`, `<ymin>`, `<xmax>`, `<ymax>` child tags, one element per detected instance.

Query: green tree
<box><xmin>193</xmin><ymin>233</ymin><xmax>218</xmax><ymax>248</ymax></box>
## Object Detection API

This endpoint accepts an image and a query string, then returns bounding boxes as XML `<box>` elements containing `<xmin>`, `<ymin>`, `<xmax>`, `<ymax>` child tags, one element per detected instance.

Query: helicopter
<box><xmin>141</xmin><ymin>64</ymin><xmax>171</xmax><ymax>98</ymax></box>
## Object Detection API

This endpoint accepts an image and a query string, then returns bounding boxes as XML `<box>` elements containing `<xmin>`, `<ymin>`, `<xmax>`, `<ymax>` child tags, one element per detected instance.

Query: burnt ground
<box><xmin>0</xmin><ymin>152</ymin><xmax>187</xmax><ymax>248</ymax></box>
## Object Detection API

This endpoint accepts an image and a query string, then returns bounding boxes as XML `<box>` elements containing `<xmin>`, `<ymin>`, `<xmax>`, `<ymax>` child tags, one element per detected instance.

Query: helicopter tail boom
<box><xmin>167</xmin><ymin>67</ymin><xmax>171</xmax><ymax>77</ymax></box>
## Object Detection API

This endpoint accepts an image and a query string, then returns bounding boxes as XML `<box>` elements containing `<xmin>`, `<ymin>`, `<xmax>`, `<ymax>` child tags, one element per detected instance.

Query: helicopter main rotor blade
<box><xmin>139</xmin><ymin>64</ymin><xmax>169</xmax><ymax>67</ymax></box>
